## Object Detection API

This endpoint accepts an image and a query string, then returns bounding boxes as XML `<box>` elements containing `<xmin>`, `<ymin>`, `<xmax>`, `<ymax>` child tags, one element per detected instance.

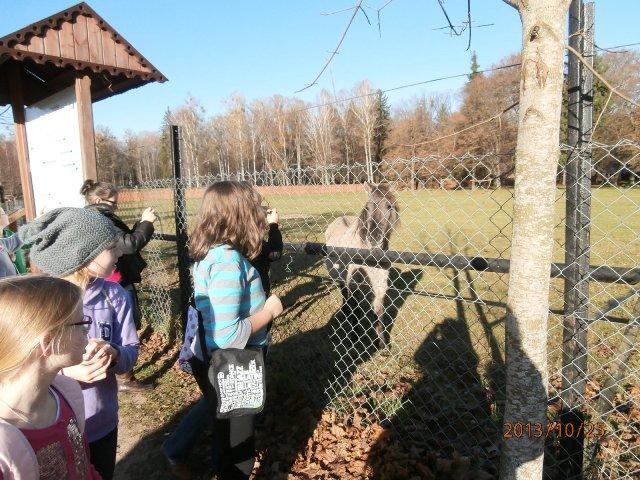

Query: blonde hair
<box><xmin>0</xmin><ymin>275</ymin><xmax>83</xmax><ymax>377</ymax></box>
<box><xmin>63</xmin><ymin>267</ymin><xmax>94</xmax><ymax>290</ymax></box>
<box><xmin>190</xmin><ymin>181</ymin><xmax>267</xmax><ymax>261</ymax></box>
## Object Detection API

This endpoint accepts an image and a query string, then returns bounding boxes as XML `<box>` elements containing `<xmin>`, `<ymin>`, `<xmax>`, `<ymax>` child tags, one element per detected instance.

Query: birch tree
<box><xmin>499</xmin><ymin>1</ymin><xmax>572</xmax><ymax>479</ymax></box>
<box><xmin>306</xmin><ymin>90</ymin><xmax>337</xmax><ymax>184</ymax></box>
<box><xmin>167</xmin><ymin>97</ymin><xmax>206</xmax><ymax>186</ymax></box>
<box><xmin>351</xmin><ymin>80</ymin><xmax>378</xmax><ymax>182</ymax></box>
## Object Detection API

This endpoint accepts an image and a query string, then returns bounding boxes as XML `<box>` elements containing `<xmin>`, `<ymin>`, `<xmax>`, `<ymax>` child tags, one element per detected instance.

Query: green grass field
<box><xmin>119</xmin><ymin>186</ymin><xmax>639</xmax><ymax>473</ymax></box>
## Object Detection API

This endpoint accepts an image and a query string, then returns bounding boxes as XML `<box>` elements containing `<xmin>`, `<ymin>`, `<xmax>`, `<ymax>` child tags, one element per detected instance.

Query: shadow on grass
<box><xmin>253</xmin><ymin>251</ymin><xmax>424</xmax><ymax>478</ymax></box>
<box><xmin>115</xmin><ymin>398</ymin><xmax>217</xmax><ymax>480</ymax></box>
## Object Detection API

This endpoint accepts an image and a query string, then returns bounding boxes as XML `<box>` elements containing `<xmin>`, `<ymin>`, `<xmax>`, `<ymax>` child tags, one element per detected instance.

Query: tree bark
<box><xmin>500</xmin><ymin>1</ymin><xmax>571</xmax><ymax>479</ymax></box>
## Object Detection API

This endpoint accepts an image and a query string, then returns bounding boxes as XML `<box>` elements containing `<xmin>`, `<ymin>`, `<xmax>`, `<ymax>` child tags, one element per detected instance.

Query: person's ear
<box><xmin>39</xmin><ymin>333</ymin><xmax>54</xmax><ymax>357</ymax></box>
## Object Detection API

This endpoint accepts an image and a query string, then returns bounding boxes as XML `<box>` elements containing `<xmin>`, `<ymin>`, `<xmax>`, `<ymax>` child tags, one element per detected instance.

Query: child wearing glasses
<box><xmin>81</xmin><ymin>179</ymin><xmax>156</xmax><ymax>391</ymax></box>
<box><xmin>19</xmin><ymin>207</ymin><xmax>140</xmax><ymax>480</ymax></box>
<box><xmin>0</xmin><ymin>275</ymin><xmax>102</xmax><ymax>479</ymax></box>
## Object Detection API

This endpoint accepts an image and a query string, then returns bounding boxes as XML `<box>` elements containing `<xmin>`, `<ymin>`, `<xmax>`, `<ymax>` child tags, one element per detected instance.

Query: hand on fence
<box><xmin>264</xmin><ymin>294</ymin><xmax>284</xmax><ymax>319</ymax></box>
<box><xmin>141</xmin><ymin>207</ymin><xmax>157</xmax><ymax>223</ymax></box>
<box><xmin>266</xmin><ymin>209</ymin><xmax>280</xmax><ymax>225</ymax></box>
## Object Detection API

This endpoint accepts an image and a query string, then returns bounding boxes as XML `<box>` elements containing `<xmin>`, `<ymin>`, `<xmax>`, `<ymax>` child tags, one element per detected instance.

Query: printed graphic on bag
<box><xmin>216</xmin><ymin>359</ymin><xmax>264</xmax><ymax>413</ymax></box>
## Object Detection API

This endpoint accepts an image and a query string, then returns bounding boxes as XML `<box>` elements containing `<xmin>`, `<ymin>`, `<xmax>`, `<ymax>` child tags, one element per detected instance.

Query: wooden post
<box><xmin>8</xmin><ymin>64</ymin><xmax>36</xmax><ymax>221</ymax></box>
<box><xmin>75</xmin><ymin>74</ymin><xmax>97</xmax><ymax>181</ymax></box>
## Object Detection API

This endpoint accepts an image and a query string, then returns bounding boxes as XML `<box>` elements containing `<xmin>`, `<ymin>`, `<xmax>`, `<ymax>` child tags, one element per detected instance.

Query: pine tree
<box><xmin>373</xmin><ymin>89</ymin><xmax>390</xmax><ymax>182</ymax></box>
<box><xmin>158</xmin><ymin>108</ymin><xmax>173</xmax><ymax>178</ymax></box>
<box><xmin>468</xmin><ymin>50</ymin><xmax>480</xmax><ymax>81</ymax></box>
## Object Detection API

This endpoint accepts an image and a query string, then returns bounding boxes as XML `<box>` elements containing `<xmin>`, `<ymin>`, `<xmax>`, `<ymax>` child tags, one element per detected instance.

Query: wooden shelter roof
<box><xmin>0</xmin><ymin>2</ymin><xmax>167</xmax><ymax>106</ymax></box>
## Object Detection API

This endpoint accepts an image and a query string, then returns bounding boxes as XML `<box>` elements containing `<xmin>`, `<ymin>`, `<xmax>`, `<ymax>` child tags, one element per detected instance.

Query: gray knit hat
<box><xmin>19</xmin><ymin>207</ymin><xmax>118</xmax><ymax>276</ymax></box>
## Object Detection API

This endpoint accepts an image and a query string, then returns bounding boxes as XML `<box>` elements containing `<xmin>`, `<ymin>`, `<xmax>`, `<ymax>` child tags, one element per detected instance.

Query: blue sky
<box><xmin>1</xmin><ymin>0</ymin><xmax>639</xmax><ymax>137</ymax></box>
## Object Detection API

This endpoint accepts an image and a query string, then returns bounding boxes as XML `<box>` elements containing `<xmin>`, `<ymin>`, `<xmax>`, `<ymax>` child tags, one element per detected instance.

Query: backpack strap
<box><xmin>195</xmin><ymin>306</ymin><xmax>210</xmax><ymax>365</ymax></box>
<box><xmin>101</xmin><ymin>286</ymin><xmax>117</xmax><ymax>313</ymax></box>
<box><xmin>0</xmin><ymin>376</ymin><xmax>85</xmax><ymax>480</ymax></box>
<box><xmin>51</xmin><ymin>375</ymin><xmax>85</xmax><ymax>434</ymax></box>
<box><xmin>0</xmin><ymin>420</ymin><xmax>38</xmax><ymax>480</ymax></box>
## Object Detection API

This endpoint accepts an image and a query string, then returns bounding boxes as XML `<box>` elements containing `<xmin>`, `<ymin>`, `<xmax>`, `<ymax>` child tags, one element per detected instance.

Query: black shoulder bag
<box><xmin>195</xmin><ymin>306</ymin><xmax>266</xmax><ymax>419</ymax></box>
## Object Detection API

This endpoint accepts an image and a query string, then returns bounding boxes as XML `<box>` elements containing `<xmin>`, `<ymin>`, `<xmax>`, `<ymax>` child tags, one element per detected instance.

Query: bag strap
<box><xmin>51</xmin><ymin>375</ymin><xmax>85</xmax><ymax>433</ymax></box>
<box><xmin>0</xmin><ymin>420</ymin><xmax>38</xmax><ymax>480</ymax></box>
<box><xmin>0</xmin><ymin>374</ymin><xmax>85</xmax><ymax>479</ymax></box>
<box><xmin>195</xmin><ymin>305</ymin><xmax>210</xmax><ymax>364</ymax></box>
<box><xmin>101</xmin><ymin>286</ymin><xmax>116</xmax><ymax>313</ymax></box>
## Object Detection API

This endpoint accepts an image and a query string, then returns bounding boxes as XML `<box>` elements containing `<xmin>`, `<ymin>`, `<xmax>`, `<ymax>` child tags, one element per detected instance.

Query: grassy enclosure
<box><xmin>118</xmin><ymin>185</ymin><xmax>639</xmax><ymax>476</ymax></box>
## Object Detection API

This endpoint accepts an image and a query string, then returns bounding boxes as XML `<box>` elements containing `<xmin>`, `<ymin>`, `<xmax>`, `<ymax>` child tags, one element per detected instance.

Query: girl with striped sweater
<box><xmin>166</xmin><ymin>181</ymin><xmax>283</xmax><ymax>480</ymax></box>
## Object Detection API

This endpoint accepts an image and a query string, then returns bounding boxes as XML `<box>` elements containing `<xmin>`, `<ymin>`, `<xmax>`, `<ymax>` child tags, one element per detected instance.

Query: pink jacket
<box><xmin>0</xmin><ymin>375</ymin><xmax>86</xmax><ymax>480</ymax></box>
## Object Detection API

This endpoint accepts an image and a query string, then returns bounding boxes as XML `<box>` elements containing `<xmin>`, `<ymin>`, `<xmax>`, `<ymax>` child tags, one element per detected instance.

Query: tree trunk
<box><xmin>500</xmin><ymin>1</ymin><xmax>571</xmax><ymax>479</ymax></box>
<box><xmin>296</xmin><ymin>130</ymin><xmax>302</xmax><ymax>185</ymax></box>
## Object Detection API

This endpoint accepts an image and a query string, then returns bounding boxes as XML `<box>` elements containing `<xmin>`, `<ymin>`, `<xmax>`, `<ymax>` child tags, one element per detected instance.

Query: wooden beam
<box><xmin>25</xmin><ymin>68</ymin><xmax>77</xmax><ymax>105</ymax></box>
<box><xmin>75</xmin><ymin>74</ymin><xmax>97</xmax><ymax>181</ymax></box>
<box><xmin>8</xmin><ymin>208</ymin><xmax>25</xmax><ymax>229</ymax></box>
<box><xmin>8</xmin><ymin>63</ymin><xmax>36</xmax><ymax>220</ymax></box>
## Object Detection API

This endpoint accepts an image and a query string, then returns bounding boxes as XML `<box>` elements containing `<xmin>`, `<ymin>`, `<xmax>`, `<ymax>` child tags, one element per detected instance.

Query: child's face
<box><xmin>45</xmin><ymin>304</ymin><xmax>89</xmax><ymax>368</ymax></box>
<box><xmin>87</xmin><ymin>243</ymin><xmax>122</xmax><ymax>278</ymax></box>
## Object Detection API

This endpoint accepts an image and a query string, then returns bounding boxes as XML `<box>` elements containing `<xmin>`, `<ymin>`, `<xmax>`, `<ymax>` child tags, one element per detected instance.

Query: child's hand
<box><xmin>84</xmin><ymin>338</ymin><xmax>119</xmax><ymax>365</ymax></box>
<box><xmin>141</xmin><ymin>207</ymin><xmax>157</xmax><ymax>223</ymax></box>
<box><xmin>266</xmin><ymin>209</ymin><xmax>279</xmax><ymax>225</ymax></box>
<box><xmin>264</xmin><ymin>294</ymin><xmax>284</xmax><ymax>319</ymax></box>
<box><xmin>62</xmin><ymin>355</ymin><xmax>110</xmax><ymax>383</ymax></box>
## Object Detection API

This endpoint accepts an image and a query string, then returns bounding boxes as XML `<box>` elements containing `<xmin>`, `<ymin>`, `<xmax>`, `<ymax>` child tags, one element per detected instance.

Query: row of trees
<box><xmin>0</xmin><ymin>132</ymin><xmax>20</xmax><ymax>201</ymax></box>
<box><xmin>0</xmin><ymin>50</ymin><xmax>638</xmax><ymax>195</ymax></box>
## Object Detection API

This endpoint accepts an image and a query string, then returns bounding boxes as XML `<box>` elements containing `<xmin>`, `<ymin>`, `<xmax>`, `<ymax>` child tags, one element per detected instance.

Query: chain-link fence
<box><xmin>116</xmin><ymin>139</ymin><xmax>639</xmax><ymax>479</ymax></box>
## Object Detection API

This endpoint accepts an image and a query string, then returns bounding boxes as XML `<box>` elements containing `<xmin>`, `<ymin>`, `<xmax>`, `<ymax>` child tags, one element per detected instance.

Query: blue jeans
<box><xmin>163</xmin><ymin>397</ymin><xmax>210</xmax><ymax>462</ymax></box>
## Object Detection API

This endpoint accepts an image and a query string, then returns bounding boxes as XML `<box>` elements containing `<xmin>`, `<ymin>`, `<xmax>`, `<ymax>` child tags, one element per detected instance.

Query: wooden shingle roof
<box><xmin>0</xmin><ymin>2</ymin><xmax>167</xmax><ymax>106</ymax></box>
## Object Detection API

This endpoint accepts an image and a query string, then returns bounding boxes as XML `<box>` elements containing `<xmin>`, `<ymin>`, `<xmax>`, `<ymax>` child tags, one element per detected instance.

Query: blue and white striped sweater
<box><xmin>193</xmin><ymin>244</ymin><xmax>267</xmax><ymax>354</ymax></box>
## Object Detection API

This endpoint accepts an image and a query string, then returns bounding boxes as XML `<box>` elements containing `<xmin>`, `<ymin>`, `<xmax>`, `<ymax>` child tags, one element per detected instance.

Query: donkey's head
<box><xmin>358</xmin><ymin>182</ymin><xmax>400</xmax><ymax>249</ymax></box>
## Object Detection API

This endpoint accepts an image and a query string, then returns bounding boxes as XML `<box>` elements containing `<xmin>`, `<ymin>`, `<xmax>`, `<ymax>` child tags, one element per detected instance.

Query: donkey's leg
<box><xmin>370</xmin><ymin>267</ymin><xmax>390</xmax><ymax>349</ymax></box>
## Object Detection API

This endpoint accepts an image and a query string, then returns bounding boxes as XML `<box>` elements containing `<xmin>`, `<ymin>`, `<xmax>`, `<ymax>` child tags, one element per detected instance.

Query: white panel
<box><xmin>26</xmin><ymin>86</ymin><xmax>85</xmax><ymax>215</ymax></box>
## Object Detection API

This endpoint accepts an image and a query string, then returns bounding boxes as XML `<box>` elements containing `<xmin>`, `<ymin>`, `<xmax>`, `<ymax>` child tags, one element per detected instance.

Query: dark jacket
<box><xmin>250</xmin><ymin>224</ymin><xmax>283</xmax><ymax>296</ymax></box>
<box><xmin>86</xmin><ymin>204</ymin><xmax>154</xmax><ymax>286</ymax></box>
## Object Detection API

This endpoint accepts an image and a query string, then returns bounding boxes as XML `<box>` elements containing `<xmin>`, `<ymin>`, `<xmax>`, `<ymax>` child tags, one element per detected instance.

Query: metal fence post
<box><xmin>170</xmin><ymin>125</ymin><xmax>193</xmax><ymax>325</ymax></box>
<box><xmin>561</xmin><ymin>1</ymin><xmax>594</xmax><ymax>477</ymax></box>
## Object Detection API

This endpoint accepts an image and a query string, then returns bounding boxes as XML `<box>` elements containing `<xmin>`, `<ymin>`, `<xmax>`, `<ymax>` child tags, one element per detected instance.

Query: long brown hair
<box><xmin>190</xmin><ymin>181</ymin><xmax>267</xmax><ymax>261</ymax></box>
<box><xmin>0</xmin><ymin>275</ymin><xmax>83</xmax><ymax>377</ymax></box>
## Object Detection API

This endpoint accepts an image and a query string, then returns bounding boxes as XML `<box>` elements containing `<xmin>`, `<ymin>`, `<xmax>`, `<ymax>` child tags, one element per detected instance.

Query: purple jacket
<box><xmin>79</xmin><ymin>278</ymin><xmax>139</xmax><ymax>442</ymax></box>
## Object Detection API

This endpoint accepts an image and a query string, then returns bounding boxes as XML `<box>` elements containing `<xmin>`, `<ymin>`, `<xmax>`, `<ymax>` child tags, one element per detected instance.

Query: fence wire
<box><xmin>116</xmin><ymin>141</ymin><xmax>639</xmax><ymax>479</ymax></box>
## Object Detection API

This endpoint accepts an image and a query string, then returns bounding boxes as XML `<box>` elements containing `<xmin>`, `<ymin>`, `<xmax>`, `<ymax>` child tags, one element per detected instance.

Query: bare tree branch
<box><xmin>466</xmin><ymin>0</ymin><xmax>472</xmax><ymax>51</ymax></box>
<box><xmin>436</xmin><ymin>0</ymin><xmax>461</xmax><ymax>36</ymax></box>
<box><xmin>501</xmin><ymin>0</ymin><xmax>519</xmax><ymax>9</ymax></box>
<box><xmin>297</xmin><ymin>0</ymin><xmax>366</xmax><ymax>93</ymax></box>
<box><xmin>376</xmin><ymin>0</ymin><xmax>396</xmax><ymax>37</ymax></box>
<box><xmin>432</xmin><ymin>22</ymin><xmax>493</xmax><ymax>32</ymax></box>
<box><xmin>321</xmin><ymin>6</ymin><xmax>359</xmax><ymax>16</ymax></box>
<box><xmin>567</xmin><ymin>44</ymin><xmax>640</xmax><ymax>107</ymax></box>
<box><xmin>359</xmin><ymin>5</ymin><xmax>372</xmax><ymax>25</ymax></box>
<box><xmin>591</xmin><ymin>91</ymin><xmax>612</xmax><ymax>140</ymax></box>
